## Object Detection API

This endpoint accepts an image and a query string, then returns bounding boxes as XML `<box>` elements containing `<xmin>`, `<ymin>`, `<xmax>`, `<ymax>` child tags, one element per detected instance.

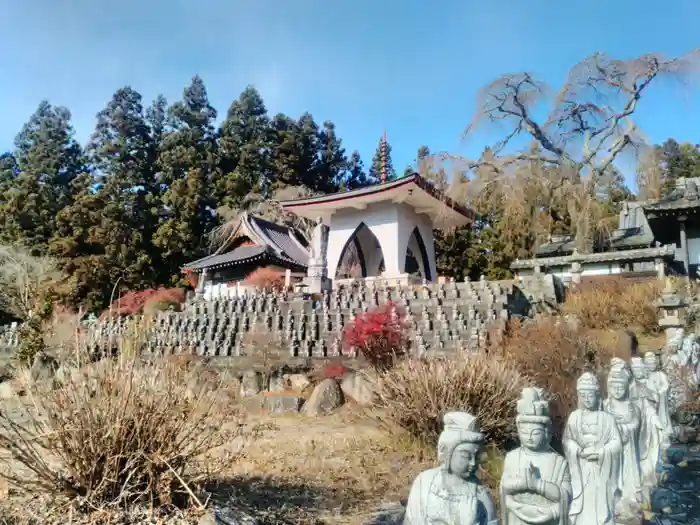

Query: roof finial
<box><xmin>381</xmin><ymin>130</ymin><xmax>387</xmax><ymax>183</ymax></box>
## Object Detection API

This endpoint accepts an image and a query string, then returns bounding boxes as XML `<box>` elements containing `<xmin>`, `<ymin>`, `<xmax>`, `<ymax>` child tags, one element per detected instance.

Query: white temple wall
<box><xmin>326</xmin><ymin>201</ymin><xmax>437</xmax><ymax>281</ymax></box>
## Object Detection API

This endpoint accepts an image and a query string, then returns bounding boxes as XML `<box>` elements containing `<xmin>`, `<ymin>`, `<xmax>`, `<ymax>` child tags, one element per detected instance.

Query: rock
<box><xmin>364</xmin><ymin>501</ymin><xmax>405</xmax><ymax>525</ymax></box>
<box><xmin>340</xmin><ymin>371</ymin><xmax>374</xmax><ymax>406</ymax></box>
<box><xmin>284</xmin><ymin>373</ymin><xmax>310</xmax><ymax>391</ymax></box>
<box><xmin>302</xmin><ymin>378</ymin><xmax>343</xmax><ymax>416</ymax></box>
<box><xmin>263</xmin><ymin>395</ymin><xmax>304</xmax><ymax>413</ymax></box>
<box><xmin>198</xmin><ymin>505</ymin><xmax>259</xmax><ymax>525</ymax></box>
<box><xmin>0</xmin><ymin>381</ymin><xmax>14</xmax><ymax>399</ymax></box>
<box><xmin>239</xmin><ymin>371</ymin><xmax>263</xmax><ymax>397</ymax></box>
<box><xmin>268</xmin><ymin>373</ymin><xmax>286</xmax><ymax>393</ymax></box>
<box><xmin>30</xmin><ymin>352</ymin><xmax>57</xmax><ymax>383</ymax></box>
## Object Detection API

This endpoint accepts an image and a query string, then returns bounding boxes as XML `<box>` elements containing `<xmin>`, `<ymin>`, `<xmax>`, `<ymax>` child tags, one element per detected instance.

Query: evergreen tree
<box><xmin>0</xmin><ymin>102</ymin><xmax>84</xmax><ymax>253</ymax></box>
<box><xmin>296</xmin><ymin>112</ymin><xmax>321</xmax><ymax>190</ymax></box>
<box><xmin>217</xmin><ymin>86</ymin><xmax>271</xmax><ymax>207</ymax></box>
<box><xmin>269</xmin><ymin>113</ymin><xmax>302</xmax><ymax>190</ymax></box>
<box><xmin>344</xmin><ymin>150</ymin><xmax>373</xmax><ymax>189</ymax></box>
<box><xmin>369</xmin><ymin>135</ymin><xmax>396</xmax><ymax>182</ymax></box>
<box><xmin>91</xmin><ymin>87</ymin><xmax>161</xmax><ymax>285</ymax></box>
<box><xmin>317</xmin><ymin>120</ymin><xmax>346</xmax><ymax>193</ymax></box>
<box><xmin>154</xmin><ymin>76</ymin><xmax>218</xmax><ymax>277</ymax></box>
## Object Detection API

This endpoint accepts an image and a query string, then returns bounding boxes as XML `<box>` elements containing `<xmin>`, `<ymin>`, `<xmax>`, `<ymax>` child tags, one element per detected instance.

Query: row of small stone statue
<box><xmin>403</xmin><ymin>352</ymin><xmax>673</xmax><ymax>525</ymax></box>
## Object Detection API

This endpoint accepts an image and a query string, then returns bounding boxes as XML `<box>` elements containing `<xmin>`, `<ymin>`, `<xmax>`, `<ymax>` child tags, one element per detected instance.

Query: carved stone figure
<box><xmin>629</xmin><ymin>357</ymin><xmax>664</xmax><ymax>487</ymax></box>
<box><xmin>310</xmin><ymin>216</ymin><xmax>329</xmax><ymax>265</ymax></box>
<box><xmin>563</xmin><ymin>373</ymin><xmax>622</xmax><ymax>525</ymax></box>
<box><xmin>602</xmin><ymin>362</ymin><xmax>642</xmax><ymax>503</ymax></box>
<box><xmin>643</xmin><ymin>352</ymin><xmax>673</xmax><ymax>446</ymax></box>
<box><xmin>500</xmin><ymin>388</ymin><xmax>571</xmax><ymax>525</ymax></box>
<box><xmin>403</xmin><ymin>412</ymin><xmax>499</xmax><ymax>525</ymax></box>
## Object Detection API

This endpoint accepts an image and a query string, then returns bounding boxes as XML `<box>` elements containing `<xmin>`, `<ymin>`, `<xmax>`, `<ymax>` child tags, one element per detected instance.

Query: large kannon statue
<box><xmin>563</xmin><ymin>373</ymin><xmax>622</xmax><ymax>525</ymax></box>
<box><xmin>500</xmin><ymin>387</ymin><xmax>571</xmax><ymax>525</ymax></box>
<box><xmin>403</xmin><ymin>412</ymin><xmax>499</xmax><ymax>525</ymax></box>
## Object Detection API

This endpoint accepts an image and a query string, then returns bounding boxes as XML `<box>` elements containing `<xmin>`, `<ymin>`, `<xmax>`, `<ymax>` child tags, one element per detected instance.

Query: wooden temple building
<box><xmin>511</xmin><ymin>177</ymin><xmax>700</xmax><ymax>284</ymax></box>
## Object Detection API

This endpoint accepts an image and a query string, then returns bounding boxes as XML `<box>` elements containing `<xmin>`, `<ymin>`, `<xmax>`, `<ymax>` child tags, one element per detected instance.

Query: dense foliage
<box><xmin>0</xmin><ymin>65</ymin><xmax>697</xmax><ymax>310</ymax></box>
<box><xmin>0</xmin><ymin>81</ymin><xmax>379</xmax><ymax>312</ymax></box>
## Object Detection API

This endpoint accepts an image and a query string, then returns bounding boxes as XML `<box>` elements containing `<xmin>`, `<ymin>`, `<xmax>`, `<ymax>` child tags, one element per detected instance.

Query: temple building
<box><xmin>511</xmin><ymin>177</ymin><xmax>700</xmax><ymax>284</ymax></box>
<box><xmin>183</xmin><ymin>213</ymin><xmax>309</xmax><ymax>299</ymax></box>
<box><xmin>183</xmin><ymin>173</ymin><xmax>475</xmax><ymax>298</ymax></box>
<box><xmin>280</xmin><ymin>172</ymin><xmax>474</xmax><ymax>290</ymax></box>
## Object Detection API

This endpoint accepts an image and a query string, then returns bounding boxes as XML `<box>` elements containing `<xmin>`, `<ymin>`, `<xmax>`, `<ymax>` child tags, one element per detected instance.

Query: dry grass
<box><xmin>371</xmin><ymin>351</ymin><xmax>529</xmax><ymax>450</ymax></box>
<box><xmin>0</xmin><ymin>348</ymin><xmax>241</xmax><ymax>515</ymax></box>
<box><xmin>492</xmin><ymin>318</ymin><xmax>620</xmax><ymax>449</ymax></box>
<box><xmin>563</xmin><ymin>277</ymin><xmax>662</xmax><ymax>334</ymax></box>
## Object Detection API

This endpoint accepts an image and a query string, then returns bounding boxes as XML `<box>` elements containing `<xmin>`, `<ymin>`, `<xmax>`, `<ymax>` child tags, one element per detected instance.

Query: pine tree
<box><xmin>269</xmin><ymin>113</ymin><xmax>302</xmax><ymax>190</ymax></box>
<box><xmin>90</xmin><ymin>87</ymin><xmax>161</xmax><ymax>287</ymax></box>
<box><xmin>317</xmin><ymin>120</ymin><xmax>346</xmax><ymax>193</ymax></box>
<box><xmin>154</xmin><ymin>76</ymin><xmax>218</xmax><ymax>277</ymax></box>
<box><xmin>342</xmin><ymin>150</ymin><xmax>372</xmax><ymax>190</ymax></box>
<box><xmin>296</xmin><ymin>112</ymin><xmax>321</xmax><ymax>190</ymax></box>
<box><xmin>217</xmin><ymin>86</ymin><xmax>271</xmax><ymax>207</ymax></box>
<box><xmin>369</xmin><ymin>135</ymin><xmax>396</xmax><ymax>182</ymax></box>
<box><xmin>0</xmin><ymin>102</ymin><xmax>84</xmax><ymax>253</ymax></box>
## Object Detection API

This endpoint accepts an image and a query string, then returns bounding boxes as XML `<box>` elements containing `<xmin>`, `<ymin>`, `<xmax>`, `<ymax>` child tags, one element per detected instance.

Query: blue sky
<box><xmin>0</xmin><ymin>0</ymin><xmax>698</xmax><ymax>189</ymax></box>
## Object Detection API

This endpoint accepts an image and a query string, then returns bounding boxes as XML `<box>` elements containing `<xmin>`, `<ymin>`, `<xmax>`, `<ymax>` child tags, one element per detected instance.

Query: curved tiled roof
<box><xmin>183</xmin><ymin>213</ymin><xmax>310</xmax><ymax>273</ymax></box>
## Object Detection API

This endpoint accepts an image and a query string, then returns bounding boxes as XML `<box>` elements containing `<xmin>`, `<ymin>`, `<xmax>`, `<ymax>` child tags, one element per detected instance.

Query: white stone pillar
<box><xmin>679</xmin><ymin>216</ymin><xmax>690</xmax><ymax>279</ymax></box>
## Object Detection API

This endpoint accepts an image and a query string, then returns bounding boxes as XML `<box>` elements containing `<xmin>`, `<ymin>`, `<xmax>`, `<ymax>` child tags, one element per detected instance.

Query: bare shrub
<box><xmin>0</xmin><ymin>346</ymin><xmax>240</xmax><ymax>512</ymax></box>
<box><xmin>563</xmin><ymin>277</ymin><xmax>662</xmax><ymax>334</ymax></box>
<box><xmin>491</xmin><ymin>318</ymin><xmax>617</xmax><ymax>448</ymax></box>
<box><xmin>372</xmin><ymin>351</ymin><xmax>529</xmax><ymax>449</ymax></box>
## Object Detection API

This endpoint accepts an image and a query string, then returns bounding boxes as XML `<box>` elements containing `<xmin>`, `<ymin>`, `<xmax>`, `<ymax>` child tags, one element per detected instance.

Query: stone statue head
<box><xmin>607</xmin><ymin>362</ymin><xmax>631</xmax><ymax>401</ymax></box>
<box><xmin>630</xmin><ymin>357</ymin><xmax>647</xmax><ymax>380</ymax></box>
<box><xmin>515</xmin><ymin>387</ymin><xmax>551</xmax><ymax>451</ymax></box>
<box><xmin>576</xmin><ymin>372</ymin><xmax>601</xmax><ymax>411</ymax></box>
<box><xmin>644</xmin><ymin>351</ymin><xmax>660</xmax><ymax>372</ymax></box>
<box><xmin>437</xmin><ymin>412</ymin><xmax>484</xmax><ymax>480</ymax></box>
<box><xmin>666</xmin><ymin>327</ymin><xmax>685</xmax><ymax>353</ymax></box>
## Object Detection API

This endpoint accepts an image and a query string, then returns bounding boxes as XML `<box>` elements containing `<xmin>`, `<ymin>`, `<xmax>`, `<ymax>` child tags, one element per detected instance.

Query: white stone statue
<box><xmin>643</xmin><ymin>351</ymin><xmax>673</xmax><ymax>446</ymax></box>
<box><xmin>563</xmin><ymin>372</ymin><xmax>622</xmax><ymax>525</ymax></box>
<box><xmin>602</xmin><ymin>361</ymin><xmax>642</xmax><ymax>503</ymax></box>
<box><xmin>629</xmin><ymin>357</ymin><xmax>664</xmax><ymax>486</ymax></box>
<box><xmin>403</xmin><ymin>412</ymin><xmax>499</xmax><ymax>525</ymax></box>
<box><xmin>310</xmin><ymin>216</ymin><xmax>329</xmax><ymax>265</ymax></box>
<box><xmin>500</xmin><ymin>388</ymin><xmax>571</xmax><ymax>525</ymax></box>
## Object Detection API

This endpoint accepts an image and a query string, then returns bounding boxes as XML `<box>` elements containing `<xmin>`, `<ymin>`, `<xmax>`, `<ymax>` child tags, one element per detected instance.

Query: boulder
<box><xmin>239</xmin><ymin>371</ymin><xmax>263</xmax><ymax>397</ymax></box>
<box><xmin>340</xmin><ymin>371</ymin><xmax>374</xmax><ymax>406</ymax></box>
<box><xmin>263</xmin><ymin>395</ymin><xmax>304</xmax><ymax>413</ymax></box>
<box><xmin>198</xmin><ymin>504</ymin><xmax>259</xmax><ymax>525</ymax></box>
<box><xmin>302</xmin><ymin>378</ymin><xmax>344</xmax><ymax>416</ymax></box>
<box><xmin>284</xmin><ymin>373</ymin><xmax>311</xmax><ymax>391</ymax></box>
<box><xmin>30</xmin><ymin>352</ymin><xmax>57</xmax><ymax>383</ymax></box>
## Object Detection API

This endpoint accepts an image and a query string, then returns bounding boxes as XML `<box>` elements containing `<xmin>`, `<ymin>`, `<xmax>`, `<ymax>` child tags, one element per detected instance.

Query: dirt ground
<box><xmin>0</xmin><ymin>397</ymin><xmax>432</xmax><ymax>525</ymax></box>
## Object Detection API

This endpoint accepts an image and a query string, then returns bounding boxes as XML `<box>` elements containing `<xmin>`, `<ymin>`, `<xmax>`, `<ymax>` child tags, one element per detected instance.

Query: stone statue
<box><xmin>563</xmin><ymin>373</ymin><xmax>622</xmax><ymax>525</ymax></box>
<box><xmin>500</xmin><ymin>388</ymin><xmax>571</xmax><ymax>525</ymax></box>
<box><xmin>643</xmin><ymin>352</ymin><xmax>673</xmax><ymax>446</ymax></box>
<box><xmin>310</xmin><ymin>216</ymin><xmax>329</xmax><ymax>265</ymax></box>
<box><xmin>629</xmin><ymin>357</ymin><xmax>664</xmax><ymax>487</ymax></box>
<box><xmin>403</xmin><ymin>412</ymin><xmax>499</xmax><ymax>525</ymax></box>
<box><xmin>602</xmin><ymin>362</ymin><xmax>642</xmax><ymax>503</ymax></box>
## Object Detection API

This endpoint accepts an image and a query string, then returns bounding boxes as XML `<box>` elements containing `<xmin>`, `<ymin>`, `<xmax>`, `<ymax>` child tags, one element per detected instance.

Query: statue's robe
<box><xmin>646</xmin><ymin>369</ymin><xmax>673</xmax><ymax>444</ymax></box>
<box><xmin>403</xmin><ymin>468</ymin><xmax>499</xmax><ymax>525</ymax></box>
<box><xmin>499</xmin><ymin>448</ymin><xmax>571</xmax><ymax>525</ymax></box>
<box><xmin>629</xmin><ymin>380</ymin><xmax>663</xmax><ymax>486</ymax></box>
<box><xmin>563</xmin><ymin>409</ymin><xmax>622</xmax><ymax>525</ymax></box>
<box><xmin>603</xmin><ymin>399</ymin><xmax>642</xmax><ymax>501</ymax></box>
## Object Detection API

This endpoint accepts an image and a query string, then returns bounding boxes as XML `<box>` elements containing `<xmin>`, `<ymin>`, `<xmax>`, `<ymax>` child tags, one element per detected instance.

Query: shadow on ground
<box><xmin>203</xmin><ymin>475</ymin><xmax>368</xmax><ymax>525</ymax></box>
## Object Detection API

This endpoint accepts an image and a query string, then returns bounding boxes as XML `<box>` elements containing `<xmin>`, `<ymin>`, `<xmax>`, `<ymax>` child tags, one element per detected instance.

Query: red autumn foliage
<box><xmin>182</xmin><ymin>269</ymin><xmax>199</xmax><ymax>289</ymax></box>
<box><xmin>322</xmin><ymin>363</ymin><xmax>348</xmax><ymax>379</ymax></box>
<box><xmin>342</xmin><ymin>301</ymin><xmax>410</xmax><ymax>369</ymax></box>
<box><xmin>104</xmin><ymin>287</ymin><xmax>186</xmax><ymax>317</ymax></box>
<box><xmin>244</xmin><ymin>267</ymin><xmax>287</xmax><ymax>290</ymax></box>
